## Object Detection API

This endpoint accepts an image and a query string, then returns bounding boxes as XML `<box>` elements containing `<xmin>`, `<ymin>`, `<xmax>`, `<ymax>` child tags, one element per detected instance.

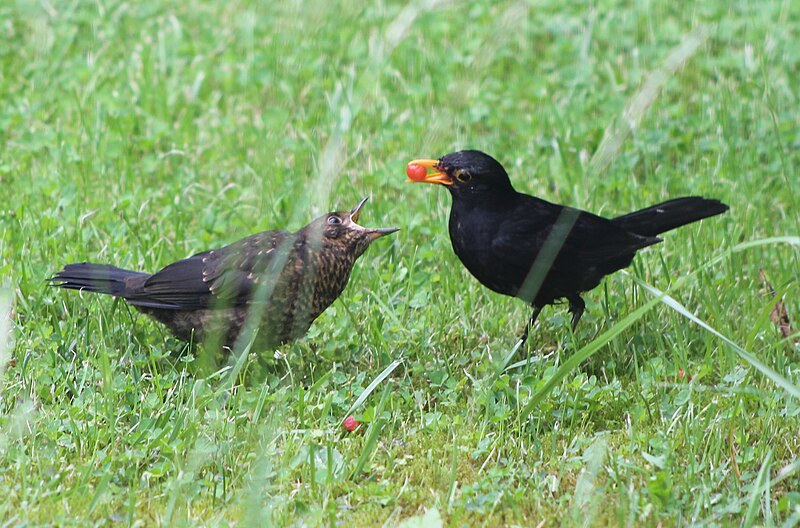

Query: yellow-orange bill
<box><xmin>406</xmin><ymin>159</ymin><xmax>452</xmax><ymax>185</ymax></box>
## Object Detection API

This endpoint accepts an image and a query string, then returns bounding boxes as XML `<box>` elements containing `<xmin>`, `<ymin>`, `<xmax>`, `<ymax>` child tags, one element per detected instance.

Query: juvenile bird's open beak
<box><xmin>349</xmin><ymin>196</ymin><xmax>400</xmax><ymax>238</ymax></box>
<box><xmin>370</xmin><ymin>226</ymin><xmax>401</xmax><ymax>237</ymax></box>
<box><xmin>406</xmin><ymin>159</ymin><xmax>453</xmax><ymax>186</ymax></box>
<box><xmin>350</xmin><ymin>196</ymin><xmax>370</xmax><ymax>223</ymax></box>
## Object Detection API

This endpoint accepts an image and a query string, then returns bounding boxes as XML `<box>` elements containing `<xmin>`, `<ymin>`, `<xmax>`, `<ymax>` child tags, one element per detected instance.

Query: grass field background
<box><xmin>2</xmin><ymin>0</ymin><xmax>799</xmax><ymax>525</ymax></box>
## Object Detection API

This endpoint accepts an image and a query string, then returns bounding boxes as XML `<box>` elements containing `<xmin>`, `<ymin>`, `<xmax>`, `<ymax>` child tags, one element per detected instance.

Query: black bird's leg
<box><xmin>567</xmin><ymin>295</ymin><xmax>585</xmax><ymax>331</ymax></box>
<box><xmin>519</xmin><ymin>305</ymin><xmax>542</xmax><ymax>346</ymax></box>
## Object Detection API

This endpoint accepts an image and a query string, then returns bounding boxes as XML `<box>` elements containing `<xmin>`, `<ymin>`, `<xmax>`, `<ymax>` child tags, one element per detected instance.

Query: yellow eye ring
<box><xmin>455</xmin><ymin>171</ymin><xmax>472</xmax><ymax>183</ymax></box>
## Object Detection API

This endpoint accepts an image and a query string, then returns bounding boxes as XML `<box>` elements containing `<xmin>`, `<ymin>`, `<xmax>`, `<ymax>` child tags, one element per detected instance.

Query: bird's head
<box><xmin>406</xmin><ymin>150</ymin><xmax>515</xmax><ymax>197</ymax></box>
<box><xmin>305</xmin><ymin>197</ymin><xmax>399</xmax><ymax>258</ymax></box>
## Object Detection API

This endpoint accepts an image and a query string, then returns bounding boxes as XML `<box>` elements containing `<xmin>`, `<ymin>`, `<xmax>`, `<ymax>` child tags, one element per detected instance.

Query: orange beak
<box><xmin>406</xmin><ymin>159</ymin><xmax>453</xmax><ymax>186</ymax></box>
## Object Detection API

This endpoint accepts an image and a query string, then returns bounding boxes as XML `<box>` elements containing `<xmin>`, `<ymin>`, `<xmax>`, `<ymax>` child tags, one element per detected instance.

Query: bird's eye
<box><xmin>455</xmin><ymin>171</ymin><xmax>472</xmax><ymax>183</ymax></box>
<box><xmin>327</xmin><ymin>216</ymin><xmax>342</xmax><ymax>225</ymax></box>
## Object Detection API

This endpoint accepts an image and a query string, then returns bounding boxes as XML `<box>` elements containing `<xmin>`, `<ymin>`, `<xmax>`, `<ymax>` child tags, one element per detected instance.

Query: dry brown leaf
<box><xmin>759</xmin><ymin>269</ymin><xmax>796</xmax><ymax>342</ymax></box>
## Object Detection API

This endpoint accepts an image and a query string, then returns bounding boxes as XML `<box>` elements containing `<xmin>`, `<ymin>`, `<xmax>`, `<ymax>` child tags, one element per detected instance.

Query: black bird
<box><xmin>51</xmin><ymin>197</ymin><xmax>398</xmax><ymax>350</ymax></box>
<box><xmin>406</xmin><ymin>150</ymin><xmax>728</xmax><ymax>342</ymax></box>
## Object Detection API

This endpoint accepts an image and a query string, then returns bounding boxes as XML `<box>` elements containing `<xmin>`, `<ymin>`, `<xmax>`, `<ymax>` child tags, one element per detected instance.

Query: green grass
<box><xmin>2</xmin><ymin>0</ymin><xmax>800</xmax><ymax>525</ymax></box>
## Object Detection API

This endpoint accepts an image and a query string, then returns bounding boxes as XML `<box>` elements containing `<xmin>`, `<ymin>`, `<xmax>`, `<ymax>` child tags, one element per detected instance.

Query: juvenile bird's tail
<box><xmin>50</xmin><ymin>263</ymin><xmax>149</xmax><ymax>297</ymax></box>
<box><xmin>611</xmin><ymin>197</ymin><xmax>729</xmax><ymax>237</ymax></box>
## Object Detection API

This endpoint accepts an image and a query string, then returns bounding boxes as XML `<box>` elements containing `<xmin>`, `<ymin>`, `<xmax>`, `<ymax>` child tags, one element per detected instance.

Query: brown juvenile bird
<box><xmin>407</xmin><ymin>150</ymin><xmax>728</xmax><ymax>343</ymax></box>
<box><xmin>51</xmin><ymin>197</ymin><xmax>398</xmax><ymax>349</ymax></box>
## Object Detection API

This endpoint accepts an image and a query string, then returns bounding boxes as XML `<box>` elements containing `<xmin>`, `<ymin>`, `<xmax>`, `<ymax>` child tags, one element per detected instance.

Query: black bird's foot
<box><xmin>517</xmin><ymin>305</ymin><xmax>543</xmax><ymax>349</ymax></box>
<box><xmin>497</xmin><ymin>305</ymin><xmax>544</xmax><ymax>372</ymax></box>
<box><xmin>567</xmin><ymin>295</ymin><xmax>585</xmax><ymax>331</ymax></box>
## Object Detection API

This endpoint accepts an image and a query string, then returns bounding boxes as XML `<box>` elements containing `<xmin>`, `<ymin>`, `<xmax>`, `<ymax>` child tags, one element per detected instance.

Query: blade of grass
<box><xmin>340</xmin><ymin>358</ymin><xmax>403</xmax><ymax>425</ymax></box>
<box><xmin>570</xmin><ymin>435</ymin><xmax>608</xmax><ymax>526</ymax></box>
<box><xmin>216</xmin><ymin>335</ymin><xmax>256</xmax><ymax>397</ymax></box>
<box><xmin>518</xmin><ymin>295</ymin><xmax>662</xmax><ymax>418</ymax></box>
<box><xmin>350</xmin><ymin>381</ymin><xmax>392</xmax><ymax>478</ymax></box>
<box><xmin>700</xmin><ymin>237</ymin><xmax>800</xmax><ymax>272</ymax></box>
<box><xmin>88</xmin><ymin>470</ymin><xmax>112</xmax><ymax>513</ymax></box>
<box><xmin>0</xmin><ymin>288</ymin><xmax>13</xmax><ymax>379</ymax></box>
<box><xmin>447</xmin><ymin>432</ymin><xmax>459</xmax><ymax>508</ymax></box>
<box><xmin>628</xmin><ymin>274</ymin><xmax>800</xmax><ymax>400</ymax></box>
<box><xmin>590</xmin><ymin>26</ymin><xmax>708</xmax><ymax>175</ymax></box>
<box><xmin>743</xmin><ymin>450</ymin><xmax>772</xmax><ymax>528</ymax></box>
<box><xmin>775</xmin><ymin>457</ymin><xmax>800</xmax><ymax>486</ymax></box>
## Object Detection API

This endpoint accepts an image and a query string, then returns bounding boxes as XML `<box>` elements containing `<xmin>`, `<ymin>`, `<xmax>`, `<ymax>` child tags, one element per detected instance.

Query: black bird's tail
<box><xmin>50</xmin><ymin>263</ymin><xmax>149</xmax><ymax>297</ymax></box>
<box><xmin>611</xmin><ymin>197</ymin><xmax>729</xmax><ymax>237</ymax></box>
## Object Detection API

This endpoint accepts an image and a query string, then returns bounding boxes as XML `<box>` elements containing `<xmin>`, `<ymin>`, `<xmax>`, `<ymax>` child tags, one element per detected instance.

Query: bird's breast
<box><xmin>448</xmin><ymin>209</ymin><xmax>514</xmax><ymax>295</ymax></box>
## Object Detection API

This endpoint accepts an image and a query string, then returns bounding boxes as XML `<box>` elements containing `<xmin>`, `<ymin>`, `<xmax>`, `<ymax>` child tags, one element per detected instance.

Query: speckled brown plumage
<box><xmin>50</xmin><ymin>197</ymin><xmax>398</xmax><ymax>350</ymax></box>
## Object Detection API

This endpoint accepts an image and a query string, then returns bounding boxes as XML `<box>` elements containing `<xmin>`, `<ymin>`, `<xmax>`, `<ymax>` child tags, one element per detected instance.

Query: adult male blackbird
<box><xmin>51</xmin><ymin>197</ymin><xmax>398</xmax><ymax>350</ymax></box>
<box><xmin>407</xmin><ymin>150</ymin><xmax>728</xmax><ymax>342</ymax></box>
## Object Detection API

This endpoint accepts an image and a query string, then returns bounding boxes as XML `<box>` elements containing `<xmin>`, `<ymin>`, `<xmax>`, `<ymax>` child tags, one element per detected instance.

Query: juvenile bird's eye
<box><xmin>327</xmin><ymin>216</ymin><xmax>342</xmax><ymax>225</ymax></box>
<box><xmin>455</xmin><ymin>171</ymin><xmax>472</xmax><ymax>183</ymax></box>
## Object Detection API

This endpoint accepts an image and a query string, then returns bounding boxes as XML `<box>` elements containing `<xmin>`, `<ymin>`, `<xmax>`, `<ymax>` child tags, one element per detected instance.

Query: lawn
<box><xmin>2</xmin><ymin>0</ymin><xmax>799</xmax><ymax>525</ymax></box>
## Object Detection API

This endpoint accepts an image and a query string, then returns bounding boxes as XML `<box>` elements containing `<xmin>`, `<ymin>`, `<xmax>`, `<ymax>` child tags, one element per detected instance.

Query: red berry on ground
<box><xmin>343</xmin><ymin>415</ymin><xmax>359</xmax><ymax>432</ymax></box>
<box><xmin>406</xmin><ymin>164</ymin><xmax>427</xmax><ymax>181</ymax></box>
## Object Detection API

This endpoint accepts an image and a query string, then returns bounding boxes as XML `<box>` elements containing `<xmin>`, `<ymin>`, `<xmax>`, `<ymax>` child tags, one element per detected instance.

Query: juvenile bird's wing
<box><xmin>126</xmin><ymin>230</ymin><xmax>295</xmax><ymax>310</ymax></box>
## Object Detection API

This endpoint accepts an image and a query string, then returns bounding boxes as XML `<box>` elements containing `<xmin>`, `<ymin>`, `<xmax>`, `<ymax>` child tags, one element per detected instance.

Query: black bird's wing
<box><xmin>126</xmin><ymin>230</ymin><xmax>295</xmax><ymax>310</ymax></box>
<box><xmin>489</xmin><ymin>197</ymin><xmax>659</xmax><ymax>301</ymax></box>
